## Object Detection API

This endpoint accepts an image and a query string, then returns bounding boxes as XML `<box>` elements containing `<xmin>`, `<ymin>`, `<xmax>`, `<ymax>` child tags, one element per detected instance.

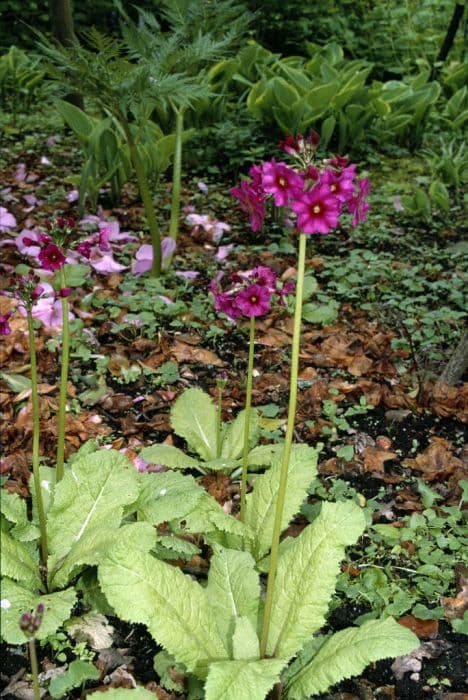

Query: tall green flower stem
<box><xmin>28</xmin><ymin>638</ymin><xmax>40</xmax><ymax>700</ymax></box>
<box><xmin>26</xmin><ymin>311</ymin><xmax>48</xmax><ymax>568</ymax></box>
<box><xmin>240</xmin><ymin>315</ymin><xmax>256</xmax><ymax>521</ymax></box>
<box><xmin>259</xmin><ymin>232</ymin><xmax>307</xmax><ymax>658</ymax></box>
<box><xmin>168</xmin><ymin>103</ymin><xmax>185</xmax><ymax>244</ymax></box>
<box><xmin>120</xmin><ymin>117</ymin><xmax>162</xmax><ymax>276</ymax></box>
<box><xmin>56</xmin><ymin>268</ymin><xmax>70</xmax><ymax>482</ymax></box>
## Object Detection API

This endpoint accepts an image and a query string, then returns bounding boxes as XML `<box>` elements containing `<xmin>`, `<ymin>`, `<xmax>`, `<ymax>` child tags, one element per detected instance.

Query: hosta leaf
<box><xmin>221</xmin><ymin>408</ymin><xmax>259</xmax><ymax>460</ymax></box>
<box><xmin>135</xmin><ymin>471</ymin><xmax>204</xmax><ymax>525</ymax></box>
<box><xmin>1</xmin><ymin>533</ymin><xmax>42</xmax><ymax>591</ymax></box>
<box><xmin>170</xmin><ymin>388</ymin><xmax>218</xmax><ymax>461</ymax></box>
<box><xmin>0</xmin><ymin>578</ymin><xmax>76</xmax><ymax>644</ymax></box>
<box><xmin>139</xmin><ymin>444</ymin><xmax>200</xmax><ymax>470</ymax></box>
<box><xmin>266</xmin><ymin>501</ymin><xmax>366</xmax><ymax>659</ymax></box>
<box><xmin>245</xmin><ymin>445</ymin><xmax>318</xmax><ymax>560</ymax></box>
<box><xmin>232</xmin><ymin>617</ymin><xmax>260</xmax><ymax>660</ymax></box>
<box><xmin>99</xmin><ymin>544</ymin><xmax>228</xmax><ymax>674</ymax></box>
<box><xmin>206</xmin><ymin>547</ymin><xmax>260</xmax><ymax>646</ymax></box>
<box><xmin>204</xmin><ymin>659</ymin><xmax>285</xmax><ymax>700</ymax></box>
<box><xmin>47</xmin><ymin>450</ymin><xmax>140</xmax><ymax>588</ymax></box>
<box><xmin>286</xmin><ymin>618</ymin><xmax>419</xmax><ymax>698</ymax></box>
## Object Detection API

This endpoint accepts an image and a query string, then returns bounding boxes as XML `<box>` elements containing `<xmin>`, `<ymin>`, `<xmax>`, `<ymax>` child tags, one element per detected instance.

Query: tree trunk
<box><xmin>430</xmin><ymin>2</ymin><xmax>465</xmax><ymax>80</ymax></box>
<box><xmin>438</xmin><ymin>326</ymin><xmax>468</xmax><ymax>385</ymax></box>
<box><xmin>48</xmin><ymin>0</ymin><xmax>84</xmax><ymax>109</ymax></box>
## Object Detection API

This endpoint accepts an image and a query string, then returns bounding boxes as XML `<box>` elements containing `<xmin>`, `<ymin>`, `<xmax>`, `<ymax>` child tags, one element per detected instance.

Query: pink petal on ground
<box><xmin>40</xmin><ymin>156</ymin><xmax>52</xmax><ymax>166</ymax></box>
<box><xmin>67</xmin><ymin>189</ymin><xmax>79</xmax><ymax>203</ymax></box>
<box><xmin>197</xmin><ymin>181</ymin><xmax>209</xmax><ymax>193</ymax></box>
<box><xmin>15</xmin><ymin>164</ymin><xmax>27</xmax><ymax>182</ymax></box>
<box><xmin>215</xmin><ymin>244</ymin><xmax>234</xmax><ymax>261</ymax></box>
<box><xmin>90</xmin><ymin>253</ymin><xmax>127</xmax><ymax>274</ymax></box>
<box><xmin>175</xmin><ymin>270</ymin><xmax>199</xmax><ymax>279</ymax></box>
<box><xmin>0</xmin><ymin>207</ymin><xmax>16</xmax><ymax>232</ymax></box>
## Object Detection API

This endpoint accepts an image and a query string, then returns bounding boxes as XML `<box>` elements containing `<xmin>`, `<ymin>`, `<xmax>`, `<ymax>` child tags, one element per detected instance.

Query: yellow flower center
<box><xmin>278</xmin><ymin>176</ymin><xmax>287</xmax><ymax>187</ymax></box>
<box><xmin>313</xmin><ymin>205</ymin><xmax>322</xmax><ymax>214</ymax></box>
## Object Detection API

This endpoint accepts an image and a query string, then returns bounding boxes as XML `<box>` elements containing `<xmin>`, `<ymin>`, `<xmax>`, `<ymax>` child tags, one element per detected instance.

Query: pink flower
<box><xmin>320</xmin><ymin>165</ymin><xmax>356</xmax><ymax>204</ymax></box>
<box><xmin>197</xmin><ymin>181</ymin><xmax>209</xmax><ymax>194</ymax></box>
<box><xmin>236</xmin><ymin>283</ymin><xmax>272</xmax><ymax>317</ymax></box>
<box><xmin>249</xmin><ymin>265</ymin><xmax>277</xmax><ymax>290</ymax></box>
<box><xmin>0</xmin><ymin>207</ymin><xmax>16</xmax><ymax>233</ymax></box>
<box><xmin>210</xmin><ymin>280</ymin><xmax>242</xmax><ymax>320</ymax></box>
<box><xmin>348</xmin><ymin>178</ymin><xmax>371</xmax><ymax>227</ymax></box>
<box><xmin>291</xmin><ymin>184</ymin><xmax>341</xmax><ymax>234</ymax></box>
<box><xmin>0</xmin><ymin>312</ymin><xmax>12</xmax><ymax>335</ymax></box>
<box><xmin>215</xmin><ymin>244</ymin><xmax>234</xmax><ymax>261</ymax></box>
<box><xmin>261</xmin><ymin>160</ymin><xmax>304</xmax><ymax>207</ymax></box>
<box><xmin>230</xmin><ymin>180</ymin><xmax>266</xmax><ymax>232</ymax></box>
<box><xmin>38</xmin><ymin>244</ymin><xmax>66</xmax><ymax>271</ymax></box>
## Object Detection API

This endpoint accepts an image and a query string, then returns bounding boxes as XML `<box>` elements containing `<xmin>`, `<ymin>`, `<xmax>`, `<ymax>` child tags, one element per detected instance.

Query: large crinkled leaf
<box><xmin>0</xmin><ymin>578</ymin><xmax>77</xmax><ymax>644</ymax></box>
<box><xmin>99</xmin><ymin>544</ymin><xmax>228</xmax><ymax>674</ymax></box>
<box><xmin>1</xmin><ymin>491</ymin><xmax>39</xmax><ymax>542</ymax></box>
<box><xmin>51</xmin><ymin>521</ymin><xmax>155</xmax><ymax>590</ymax></box>
<box><xmin>170</xmin><ymin>388</ymin><xmax>217</xmax><ymax>461</ymax></box>
<box><xmin>135</xmin><ymin>471</ymin><xmax>204</xmax><ymax>525</ymax></box>
<box><xmin>47</xmin><ymin>450</ymin><xmax>139</xmax><ymax>588</ymax></box>
<box><xmin>286</xmin><ymin>618</ymin><xmax>420</xmax><ymax>698</ymax></box>
<box><xmin>247</xmin><ymin>444</ymin><xmax>282</xmax><ymax>468</ymax></box>
<box><xmin>204</xmin><ymin>659</ymin><xmax>285</xmax><ymax>700</ymax></box>
<box><xmin>139</xmin><ymin>444</ymin><xmax>200</xmax><ymax>470</ymax></box>
<box><xmin>245</xmin><ymin>444</ymin><xmax>318</xmax><ymax>560</ymax></box>
<box><xmin>266</xmin><ymin>501</ymin><xmax>366</xmax><ymax>659</ymax></box>
<box><xmin>221</xmin><ymin>408</ymin><xmax>259</xmax><ymax>460</ymax></box>
<box><xmin>206</xmin><ymin>547</ymin><xmax>260</xmax><ymax>646</ymax></box>
<box><xmin>1</xmin><ymin>533</ymin><xmax>42</xmax><ymax>591</ymax></box>
<box><xmin>232</xmin><ymin>617</ymin><xmax>260</xmax><ymax>660</ymax></box>
<box><xmin>180</xmin><ymin>492</ymin><xmax>248</xmax><ymax>540</ymax></box>
<box><xmin>30</xmin><ymin>465</ymin><xmax>56</xmax><ymax>518</ymax></box>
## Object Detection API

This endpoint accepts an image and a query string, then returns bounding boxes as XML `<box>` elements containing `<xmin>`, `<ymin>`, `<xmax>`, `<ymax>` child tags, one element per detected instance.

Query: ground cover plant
<box><xmin>0</xmin><ymin>2</ymin><xmax>467</xmax><ymax>699</ymax></box>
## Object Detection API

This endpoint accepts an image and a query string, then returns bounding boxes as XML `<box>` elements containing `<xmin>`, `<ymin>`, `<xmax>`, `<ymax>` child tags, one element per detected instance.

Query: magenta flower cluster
<box><xmin>210</xmin><ymin>265</ymin><xmax>294</xmax><ymax>320</ymax></box>
<box><xmin>230</xmin><ymin>131</ymin><xmax>370</xmax><ymax>234</ymax></box>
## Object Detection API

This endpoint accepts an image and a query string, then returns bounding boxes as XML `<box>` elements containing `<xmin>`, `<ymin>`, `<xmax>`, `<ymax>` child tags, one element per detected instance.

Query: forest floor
<box><xmin>0</xmin><ymin>111</ymin><xmax>467</xmax><ymax>699</ymax></box>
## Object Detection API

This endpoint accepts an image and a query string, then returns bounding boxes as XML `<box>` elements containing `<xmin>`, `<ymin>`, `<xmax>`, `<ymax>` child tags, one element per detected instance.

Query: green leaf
<box><xmin>54</xmin><ymin>98</ymin><xmax>96</xmax><ymax>142</ymax></box>
<box><xmin>99</xmin><ymin>545</ymin><xmax>228</xmax><ymax>675</ymax></box>
<box><xmin>206</xmin><ymin>547</ymin><xmax>260</xmax><ymax>647</ymax></box>
<box><xmin>49</xmin><ymin>659</ymin><xmax>100</xmax><ymax>698</ymax></box>
<box><xmin>302</xmin><ymin>302</ymin><xmax>339</xmax><ymax>325</ymax></box>
<box><xmin>0</xmin><ymin>578</ymin><xmax>77</xmax><ymax>644</ymax></box>
<box><xmin>171</xmin><ymin>388</ymin><xmax>218</xmax><ymax>461</ymax></box>
<box><xmin>221</xmin><ymin>409</ymin><xmax>259</xmax><ymax>460</ymax></box>
<box><xmin>181</xmin><ymin>492</ymin><xmax>248</xmax><ymax>541</ymax></box>
<box><xmin>62</xmin><ymin>263</ymin><xmax>91</xmax><ymax>288</ymax></box>
<box><xmin>1</xmin><ymin>533</ymin><xmax>42</xmax><ymax>591</ymax></box>
<box><xmin>1</xmin><ymin>490</ymin><xmax>39</xmax><ymax>542</ymax></box>
<box><xmin>88</xmin><ymin>689</ymin><xmax>157</xmax><ymax>699</ymax></box>
<box><xmin>266</xmin><ymin>501</ymin><xmax>366</xmax><ymax>659</ymax></box>
<box><xmin>0</xmin><ymin>372</ymin><xmax>31</xmax><ymax>392</ymax></box>
<box><xmin>247</xmin><ymin>444</ymin><xmax>283</xmax><ymax>468</ymax></box>
<box><xmin>140</xmin><ymin>444</ymin><xmax>200</xmax><ymax>470</ymax></box>
<box><xmin>285</xmin><ymin>617</ymin><xmax>419</xmax><ymax>698</ymax></box>
<box><xmin>232</xmin><ymin>617</ymin><xmax>260</xmax><ymax>660</ymax></box>
<box><xmin>47</xmin><ymin>450</ymin><xmax>140</xmax><ymax>589</ymax></box>
<box><xmin>245</xmin><ymin>445</ymin><xmax>318</xmax><ymax>560</ymax></box>
<box><xmin>204</xmin><ymin>659</ymin><xmax>285</xmax><ymax>700</ymax></box>
<box><xmin>135</xmin><ymin>471</ymin><xmax>204</xmax><ymax>525</ymax></box>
